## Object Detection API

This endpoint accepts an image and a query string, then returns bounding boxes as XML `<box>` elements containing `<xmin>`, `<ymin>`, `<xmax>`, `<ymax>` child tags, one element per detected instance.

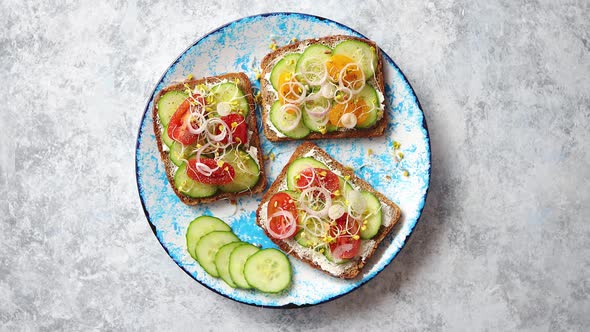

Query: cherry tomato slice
<box><xmin>186</xmin><ymin>158</ymin><xmax>235</xmax><ymax>185</ymax></box>
<box><xmin>167</xmin><ymin>94</ymin><xmax>206</xmax><ymax>146</ymax></box>
<box><xmin>217</xmin><ymin>113</ymin><xmax>247</xmax><ymax>144</ymax></box>
<box><xmin>267</xmin><ymin>192</ymin><xmax>299</xmax><ymax>239</ymax></box>
<box><xmin>296</xmin><ymin>168</ymin><xmax>340</xmax><ymax>192</ymax></box>
<box><xmin>329</xmin><ymin>213</ymin><xmax>361</xmax><ymax>259</ymax></box>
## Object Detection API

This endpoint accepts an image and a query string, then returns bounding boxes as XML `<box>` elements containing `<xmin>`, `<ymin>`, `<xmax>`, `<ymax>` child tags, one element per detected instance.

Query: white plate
<box><xmin>136</xmin><ymin>12</ymin><xmax>431</xmax><ymax>307</ymax></box>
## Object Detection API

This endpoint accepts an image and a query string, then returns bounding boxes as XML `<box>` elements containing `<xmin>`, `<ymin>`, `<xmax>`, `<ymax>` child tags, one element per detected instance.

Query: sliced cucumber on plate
<box><xmin>185</xmin><ymin>216</ymin><xmax>293</xmax><ymax>293</ymax></box>
<box><xmin>229</xmin><ymin>243</ymin><xmax>260</xmax><ymax>289</ymax></box>
<box><xmin>244</xmin><ymin>248</ymin><xmax>292</xmax><ymax>293</ymax></box>
<box><xmin>194</xmin><ymin>231</ymin><xmax>240</xmax><ymax>277</ymax></box>
<box><xmin>186</xmin><ymin>216</ymin><xmax>231</xmax><ymax>260</ymax></box>
<box><xmin>215</xmin><ymin>242</ymin><xmax>245</xmax><ymax>288</ymax></box>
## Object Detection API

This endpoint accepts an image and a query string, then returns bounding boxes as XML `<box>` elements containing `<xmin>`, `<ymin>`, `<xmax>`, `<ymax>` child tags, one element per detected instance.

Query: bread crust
<box><xmin>151</xmin><ymin>73</ymin><xmax>267</xmax><ymax>205</ymax></box>
<box><xmin>255</xmin><ymin>142</ymin><xmax>401</xmax><ymax>279</ymax></box>
<box><xmin>259</xmin><ymin>35</ymin><xmax>387</xmax><ymax>142</ymax></box>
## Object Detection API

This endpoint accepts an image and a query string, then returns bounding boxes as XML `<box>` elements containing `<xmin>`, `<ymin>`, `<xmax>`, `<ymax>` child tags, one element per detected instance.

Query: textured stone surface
<box><xmin>1</xmin><ymin>0</ymin><xmax>589</xmax><ymax>330</ymax></box>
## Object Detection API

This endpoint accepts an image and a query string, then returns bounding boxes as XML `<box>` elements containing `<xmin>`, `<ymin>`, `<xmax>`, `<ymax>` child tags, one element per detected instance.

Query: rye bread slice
<box><xmin>255</xmin><ymin>142</ymin><xmax>401</xmax><ymax>279</ymax></box>
<box><xmin>259</xmin><ymin>35</ymin><xmax>387</xmax><ymax>142</ymax></box>
<box><xmin>152</xmin><ymin>72</ymin><xmax>266</xmax><ymax>205</ymax></box>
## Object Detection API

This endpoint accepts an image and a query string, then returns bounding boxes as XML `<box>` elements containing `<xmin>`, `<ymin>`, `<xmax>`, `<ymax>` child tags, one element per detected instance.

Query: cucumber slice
<box><xmin>161</xmin><ymin>125</ymin><xmax>174</xmax><ymax>148</ymax></box>
<box><xmin>333</xmin><ymin>40</ymin><xmax>378</xmax><ymax>79</ymax></box>
<box><xmin>323</xmin><ymin>246</ymin><xmax>350</xmax><ymax>264</ymax></box>
<box><xmin>229</xmin><ymin>243</ymin><xmax>260</xmax><ymax>289</ymax></box>
<box><xmin>354</xmin><ymin>84</ymin><xmax>381</xmax><ymax>129</ymax></box>
<box><xmin>243</xmin><ymin>248</ymin><xmax>292</xmax><ymax>293</ymax></box>
<box><xmin>330</xmin><ymin>177</ymin><xmax>354</xmax><ymax>215</ymax></box>
<box><xmin>186</xmin><ymin>216</ymin><xmax>231</xmax><ymax>260</ymax></box>
<box><xmin>295</xmin><ymin>208</ymin><xmax>329</xmax><ymax>248</ymax></box>
<box><xmin>174</xmin><ymin>163</ymin><xmax>218</xmax><ymax>198</ymax></box>
<box><xmin>360</xmin><ymin>191</ymin><xmax>382</xmax><ymax>239</ymax></box>
<box><xmin>338</xmin><ymin>176</ymin><xmax>355</xmax><ymax>196</ymax></box>
<box><xmin>214</xmin><ymin>242</ymin><xmax>244</xmax><ymax>288</ymax></box>
<box><xmin>169</xmin><ymin>142</ymin><xmax>197</xmax><ymax>167</ymax></box>
<box><xmin>301</xmin><ymin>109</ymin><xmax>324</xmax><ymax>132</ymax></box>
<box><xmin>195</xmin><ymin>231</ymin><xmax>240</xmax><ymax>277</ymax></box>
<box><xmin>295</xmin><ymin>44</ymin><xmax>332</xmax><ymax>85</ymax></box>
<box><xmin>157</xmin><ymin>90</ymin><xmax>188</xmax><ymax>126</ymax></box>
<box><xmin>298</xmin><ymin>44</ymin><xmax>332</xmax><ymax>60</ymax></box>
<box><xmin>218</xmin><ymin>149</ymin><xmax>260</xmax><ymax>193</ymax></box>
<box><xmin>210</xmin><ymin>82</ymin><xmax>249</xmax><ymax>116</ymax></box>
<box><xmin>295</xmin><ymin>230</ymin><xmax>324</xmax><ymax>248</ymax></box>
<box><xmin>269</xmin><ymin>101</ymin><xmax>310</xmax><ymax>139</ymax></box>
<box><xmin>301</xmin><ymin>97</ymin><xmax>337</xmax><ymax>133</ymax></box>
<box><xmin>282</xmin><ymin>190</ymin><xmax>301</xmax><ymax>200</ymax></box>
<box><xmin>270</xmin><ymin>53</ymin><xmax>301</xmax><ymax>90</ymax></box>
<box><xmin>286</xmin><ymin>157</ymin><xmax>328</xmax><ymax>191</ymax></box>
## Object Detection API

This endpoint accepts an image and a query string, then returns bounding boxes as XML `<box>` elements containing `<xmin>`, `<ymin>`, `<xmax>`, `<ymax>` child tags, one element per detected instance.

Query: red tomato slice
<box><xmin>266</xmin><ymin>192</ymin><xmax>299</xmax><ymax>239</ymax></box>
<box><xmin>218</xmin><ymin>113</ymin><xmax>247</xmax><ymax>144</ymax></box>
<box><xmin>296</xmin><ymin>168</ymin><xmax>340</xmax><ymax>192</ymax></box>
<box><xmin>329</xmin><ymin>213</ymin><xmax>361</xmax><ymax>259</ymax></box>
<box><xmin>186</xmin><ymin>158</ymin><xmax>235</xmax><ymax>185</ymax></box>
<box><xmin>167</xmin><ymin>94</ymin><xmax>206</xmax><ymax>146</ymax></box>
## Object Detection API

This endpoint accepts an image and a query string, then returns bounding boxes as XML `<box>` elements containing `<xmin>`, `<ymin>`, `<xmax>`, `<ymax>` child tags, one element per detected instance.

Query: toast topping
<box><xmin>263</xmin><ymin>37</ymin><xmax>384</xmax><ymax>139</ymax></box>
<box><xmin>256</xmin><ymin>143</ymin><xmax>401</xmax><ymax>278</ymax></box>
<box><xmin>263</xmin><ymin>155</ymin><xmax>383</xmax><ymax>263</ymax></box>
<box><xmin>155</xmin><ymin>75</ymin><xmax>263</xmax><ymax>200</ymax></box>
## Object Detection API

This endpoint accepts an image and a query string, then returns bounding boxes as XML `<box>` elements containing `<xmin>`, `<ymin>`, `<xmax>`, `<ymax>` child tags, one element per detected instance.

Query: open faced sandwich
<box><xmin>152</xmin><ymin>73</ymin><xmax>266</xmax><ymax>205</ymax></box>
<box><xmin>259</xmin><ymin>35</ymin><xmax>387</xmax><ymax>141</ymax></box>
<box><xmin>255</xmin><ymin>143</ymin><xmax>401</xmax><ymax>279</ymax></box>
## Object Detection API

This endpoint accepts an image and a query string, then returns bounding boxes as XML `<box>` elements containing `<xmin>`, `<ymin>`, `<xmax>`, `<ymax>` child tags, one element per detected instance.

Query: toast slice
<box><xmin>152</xmin><ymin>73</ymin><xmax>266</xmax><ymax>205</ymax></box>
<box><xmin>255</xmin><ymin>142</ymin><xmax>401</xmax><ymax>279</ymax></box>
<box><xmin>259</xmin><ymin>35</ymin><xmax>387</xmax><ymax>141</ymax></box>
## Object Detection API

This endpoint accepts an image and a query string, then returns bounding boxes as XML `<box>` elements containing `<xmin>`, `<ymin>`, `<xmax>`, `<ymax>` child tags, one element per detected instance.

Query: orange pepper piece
<box><xmin>278</xmin><ymin>72</ymin><xmax>303</xmax><ymax>105</ymax></box>
<box><xmin>326</xmin><ymin>54</ymin><xmax>363</xmax><ymax>89</ymax></box>
<box><xmin>328</xmin><ymin>99</ymin><xmax>370</xmax><ymax>127</ymax></box>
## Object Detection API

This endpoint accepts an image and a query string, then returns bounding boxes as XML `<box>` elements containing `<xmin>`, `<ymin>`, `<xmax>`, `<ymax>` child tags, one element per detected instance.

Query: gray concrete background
<box><xmin>1</xmin><ymin>0</ymin><xmax>589</xmax><ymax>330</ymax></box>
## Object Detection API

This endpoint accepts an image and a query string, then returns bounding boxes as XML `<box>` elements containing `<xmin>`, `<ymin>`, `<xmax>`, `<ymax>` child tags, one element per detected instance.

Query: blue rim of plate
<box><xmin>135</xmin><ymin>12</ymin><xmax>431</xmax><ymax>308</ymax></box>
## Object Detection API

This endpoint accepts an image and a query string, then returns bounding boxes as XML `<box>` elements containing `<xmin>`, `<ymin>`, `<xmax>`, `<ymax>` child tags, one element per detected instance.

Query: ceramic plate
<box><xmin>136</xmin><ymin>12</ymin><xmax>430</xmax><ymax>307</ymax></box>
